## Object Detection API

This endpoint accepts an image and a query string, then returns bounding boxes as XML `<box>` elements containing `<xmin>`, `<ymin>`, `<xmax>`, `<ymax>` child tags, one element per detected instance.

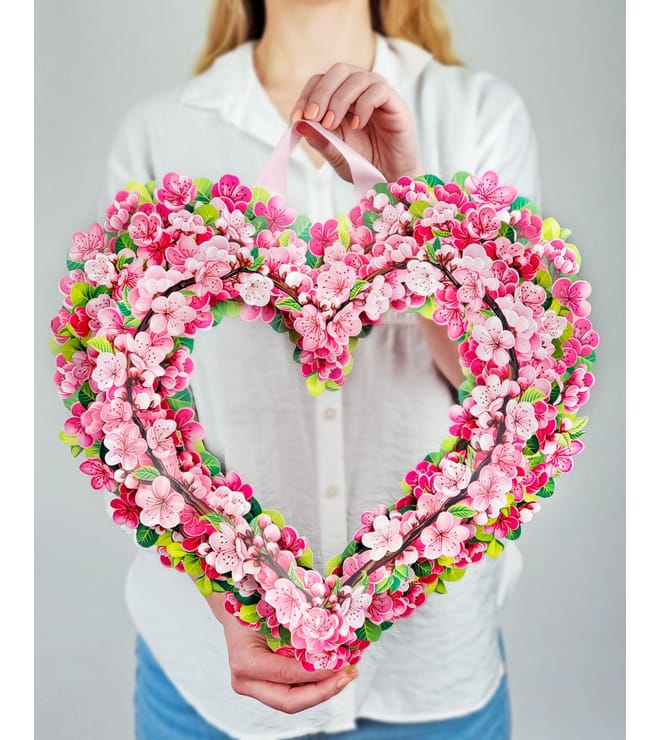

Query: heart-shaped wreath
<box><xmin>51</xmin><ymin>123</ymin><xmax>597</xmax><ymax>671</ymax></box>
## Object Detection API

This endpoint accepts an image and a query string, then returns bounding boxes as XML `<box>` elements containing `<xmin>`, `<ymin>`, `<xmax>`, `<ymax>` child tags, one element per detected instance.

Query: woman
<box><xmin>103</xmin><ymin>0</ymin><xmax>541</xmax><ymax>737</ymax></box>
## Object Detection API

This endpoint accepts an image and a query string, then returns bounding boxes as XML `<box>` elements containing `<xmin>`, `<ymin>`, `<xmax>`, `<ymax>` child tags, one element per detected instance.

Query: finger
<box><xmin>290</xmin><ymin>74</ymin><xmax>323</xmax><ymax>122</ymax></box>
<box><xmin>233</xmin><ymin>643</ymin><xmax>339</xmax><ymax>685</ymax></box>
<box><xmin>321</xmin><ymin>72</ymin><xmax>378</xmax><ymax>130</ymax></box>
<box><xmin>352</xmin><ymin>82</ymin><xmax>402</xmax><ymax>129</ymax></box>
<box><xmin>296</xmin><ymin>62</ymin><xmax>358</xmax><ymax>123</ymax></box>
<box><xmin>234</xmin><ymin>672</ymin><xmax>357</xmax><ymax>714</ymax></box>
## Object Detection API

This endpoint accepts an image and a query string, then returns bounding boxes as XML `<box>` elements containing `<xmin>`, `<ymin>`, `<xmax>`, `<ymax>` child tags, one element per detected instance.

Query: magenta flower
<box><xmin>552</xmin><ymin>278</ymin><xmax>592</xmax><ymax>317</ymax></box>
<box><xmin>419</xmin><ymin>512</ymin><xmax>469</xmax><ymax>559</ymax></box>
<box><xmin>110</xmin><ymin>490</ymin><xmax>140</xmax><ymax>529</ymax></box>
<box><xmin>465</xmin><ymin>171</ymin><xmax>517</xmax><ymax>208</ymax></box>
<box><xmin>211</xmin><ymin>174</ymin><xmax>252</xmax><ymax>213</ymax></box>
<box><xmin>473</xmin><ymin>316</ymin><xmax>515</xmax><ymax>367</ymax></box>
<box><xmin>309</xmin><ymin>219</ymin><xmax>338</xmax><ymax>256</ymax></box>
<box><xmin>79</xmin><ymin>457</ymin><xmax>116</xmax><ymax>492</ymax></box>
<box><xmin>253</xmin><ymin>195</ymin><xmax>296</xmax><ymax>231</ymax></box>
<box><xmin>135</xmin><ymin>476</ymin><xmax>185</xmax><ymax>528</ymax></box>
<box><xmin>155</xmin><ymin>173</ymin><xmax>197</xmax><ymax>210</ymax></box>
<box><xmin>70</xmin><ymin>223</ymin><xmax>105</xmax><ymax>261</ymax></box>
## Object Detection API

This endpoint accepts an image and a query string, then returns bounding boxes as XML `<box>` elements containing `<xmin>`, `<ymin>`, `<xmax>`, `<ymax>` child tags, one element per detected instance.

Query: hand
<box><xmin>207</xmin><ymin>592</ymin><xmax>358</xmax><ymax>714</ymax></box>
<box><xmin>290</xmin><ymin>63</ymin><xmax>423</xmax><ymax>183</ymax></box>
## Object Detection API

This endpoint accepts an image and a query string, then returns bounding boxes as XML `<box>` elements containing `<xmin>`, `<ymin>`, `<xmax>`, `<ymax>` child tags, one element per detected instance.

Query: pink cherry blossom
<box><xmin>309</xmin><ymin>219</ymin><xmax>338</xmax><ymax>256</ymax></box>
<box><xmin>128</xmin><ymin>212</ymin><xmax>163</xmax><ymax>246</ymax></box>
<box><xmin>404</xmin><ymin>260</ymin><xmax>443</xmax><ymax>297</ymax></box>
<box><xmin>290</xmin><ymin>608</ymin><xmax>341</xmax><ymax>653</ymax></box>
<box><xmin>434</xmin><ymin>459</ymin><xmax>470</xmax><ymax>496</ymax></box>
<box><xmin>155</xmin><ymin>173</ymin><xmax>197</xmax><ymax>210</ymax></box>
<box><xmin>135</xmin><ymin>476</ymin><xmax>185</xmax><ymax>528</ymax></box>
<box><xmin>293</xmin><ymin>304</ymin><xmax>328</xmax><ymax>351</ymax></box>
<box><xmin>79</xmin><ymin>457</ymin><xmax>116</xmax><ymax>492</ymax></box>
<box><xmin>104</xmin><ymin>423</ymin><xmax>147</xmax><ymax>470</ymax></box>
<box><xmin>70</xmin><ymin>223</ymin><xmax>105</xmax><ymax>261</ymax></box>
<box><xmin>237</xmin><ymin>273</ymin><xmax>274</xmax><ymax>306</ymax></box>
<box><xmin>253</xmin><ymin>196</ymin><xmax>296</xmax><ymax>231</ymax></box>
<box><xmin>505</xmin><ymin>399</ymin><xmax>539</xmax><ymax>440</ymax></box>
<box><xmin>146</xmin><ymin>419</ymin><xmax>177</xmax><ymax>459</ymax></box>
<box><xmin>419</xmin><ymin>512</ymin><xmax>469</xmax><ymax>559</ymax></box>
<box><xmin>467</xmin><ymin>465</ymin><xmax>510</xmax><ymax>513</ymax></box>
<box><xmin>361</xmin><ymin>515</ymin><xmax>403</xmax><ymax>560</ymax></box>
<box><xmin>92</xmin><ymin>352</ymin><xmax>127</xmax><ymax>391</ymax></box>
<box><xmin>316</xmin><ymin>262</ymin><xmax>357</xmax><ymax>306</ymax></box>
<box><xmin>552</xmin><ymin>278</ymin><xmax>592</xmax><ymax>317</ymax></box>
<box><xmin>465</xmin><ymin>171</ymin><xmax>517</xmax><ymax>208</ymax></box>
<box><xmin>327</xmin><ymin>306</ymin><xmax>361</xmax><ymax>344</ymax></box>
<box><xmin>150</xmin><ymin>292</ymin><xmax>196</xmax><ymax>336</ymax></box>
<box><xmin>85</xmin><ymin>253</ymin><xmax>116</xmax><ymax>287</ymax></box>
<box><xmin>265</xmin><ymin>578</ymin><xmax>308</xmax><ymax>628</ymax></box>
<box><xmin>473</xmin><ymin>316</ymin><xmax>515</xmax><ymax>366</ymax></box>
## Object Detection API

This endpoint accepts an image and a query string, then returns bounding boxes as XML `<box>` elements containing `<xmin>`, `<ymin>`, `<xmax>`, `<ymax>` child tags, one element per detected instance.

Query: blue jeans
<box><xmin>134</xmin><ymin>635</ymin><xmax>511</xmax><ymax>739</ymax></box>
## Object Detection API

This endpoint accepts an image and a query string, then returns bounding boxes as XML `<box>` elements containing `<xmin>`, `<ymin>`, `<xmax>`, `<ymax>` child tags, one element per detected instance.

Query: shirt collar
<box><xmin>178</xmin><ymin>33</ymin><xmax>434</xmax><ymax>152</ymax></box>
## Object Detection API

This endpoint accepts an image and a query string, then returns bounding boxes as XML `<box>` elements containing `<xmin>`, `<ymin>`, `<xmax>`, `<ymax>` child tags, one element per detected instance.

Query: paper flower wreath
<box><xmin>51</xmin><ymin>163</ymin><xmax>597</xmax><ymax>671</ymax></box>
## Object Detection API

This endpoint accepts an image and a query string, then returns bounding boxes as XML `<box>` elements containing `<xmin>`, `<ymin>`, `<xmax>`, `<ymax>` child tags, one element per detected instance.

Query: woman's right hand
<box><xmin>206</xmin><ymin>592</ymin><xmax>358</xmax><ymax>714</ymax></box>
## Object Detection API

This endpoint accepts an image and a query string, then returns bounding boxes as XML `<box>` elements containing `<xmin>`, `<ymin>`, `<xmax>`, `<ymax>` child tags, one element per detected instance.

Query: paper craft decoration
<box><xmin>52</xmin><ymin>120</ymin><xmax>598</xmax><ymax>670</ymax></box>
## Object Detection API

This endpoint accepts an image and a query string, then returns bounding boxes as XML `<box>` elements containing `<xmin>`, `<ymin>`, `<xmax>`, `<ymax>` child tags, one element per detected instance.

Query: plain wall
<box><xmin>35</xmin><ymin>1</ymin><xmax>625</xmax><ymax>738</ymax></box>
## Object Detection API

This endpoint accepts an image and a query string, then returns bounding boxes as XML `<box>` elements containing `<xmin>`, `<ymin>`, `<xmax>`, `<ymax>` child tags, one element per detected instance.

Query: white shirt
<box><xmin>103</xmin><ymin>33</ymin><xmax>540</xmax><ymax>740</ymax></box>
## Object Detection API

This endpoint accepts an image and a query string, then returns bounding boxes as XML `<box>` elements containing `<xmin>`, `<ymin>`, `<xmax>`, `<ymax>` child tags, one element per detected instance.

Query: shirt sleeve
<box><xmin>98</xmin><ymin>102</ymin><xmax>155</xmax><ymax>217</ymax></box>
<box><xmin>471</xmin><ymin>75</ymin><xmax>542</xmax><ymax>210</ymax></box>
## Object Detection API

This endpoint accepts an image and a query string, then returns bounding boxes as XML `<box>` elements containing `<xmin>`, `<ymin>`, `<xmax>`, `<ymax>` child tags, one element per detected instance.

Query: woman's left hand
<box><xmin>290</xmin><ymin>63</ymin><xmax>423</xmax><ymax>183</ymax></box>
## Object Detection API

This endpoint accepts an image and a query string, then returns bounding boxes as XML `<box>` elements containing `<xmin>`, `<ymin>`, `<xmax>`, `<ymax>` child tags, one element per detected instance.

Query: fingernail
<box><xmin>321</xmin><ymin>110</ymin><xmax>335</xmax><ymax>128</ymax></box>
<box><xmin>304</xmin><ymin>102</ymin><xmax>320</xmax><ymax>119</ymax></box>
<box><xmin>291</xmin><ymin>109</ymin><xmax>303</xmax><ymax>122</ymax></box>
<box><xmin>336</xmin><ymin>674</ymin><xmax>356</xmax><ymax>691</ymax></box>
<box><xmin>350</xmin><ymin>114</ymin><xmax>360</xmax><ymax>130</ymax></box>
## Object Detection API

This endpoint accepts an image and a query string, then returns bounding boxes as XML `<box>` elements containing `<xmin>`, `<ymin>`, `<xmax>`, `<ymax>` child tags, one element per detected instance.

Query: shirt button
<box><xmin>325</xmin><ymin>485</ymin><xmax>339</xmax><ymax>498</ymax></box>
<box><xmin>323</xmin><ymin>407</ymin><xmax>337</xmax><ymax>420</ymax></box>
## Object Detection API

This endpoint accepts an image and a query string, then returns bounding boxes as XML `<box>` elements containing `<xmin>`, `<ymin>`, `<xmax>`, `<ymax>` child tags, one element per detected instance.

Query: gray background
<box><xmin>35</xmin><ymin>1</ymin><xmax>625</xmax><ymax>738</ymax></box>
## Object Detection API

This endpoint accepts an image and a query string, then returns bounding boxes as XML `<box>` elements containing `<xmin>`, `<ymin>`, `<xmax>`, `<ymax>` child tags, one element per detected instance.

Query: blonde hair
<box><xmin>194</xmin><ymin>0</ymin><xmax>460</xmax><ymax>75</ymax></box>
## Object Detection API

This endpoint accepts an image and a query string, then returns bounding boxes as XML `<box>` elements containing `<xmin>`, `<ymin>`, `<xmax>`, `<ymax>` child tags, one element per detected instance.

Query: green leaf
<box><xmin>434</xmin><ymin>579</ymin><xmax>447</xmax><ymax>594</ymax></box>
<box><xmin>416</xmin><ymin>173</ymin><xmax>444</xmax><ymax>189</ymax></box>
<box><xmin>349</xmin><ymin>279</ymin><xmax>369</xmax><ymax>300</ymax></box>
<box><xmin>132</xmin><ymin>466</ymin><xmax>160</xmax><ymax>481</ymax></box>
<box><xmin>505</xmin><ymin>526</ymin><xmax>522</xmax><ymax>541</ymax></box>
<box><xmin>569</xmin><ymin>416</ymin><xmax>589</xmax><ymax>435</ymax></box>
<box><xmin>195</xmin><ymin>203</ymin><xmax>219</xmax><ymax>225</ymax></box>
<box><xmin>166</xmin><ymin>389</ymin><xmax>194</xmax><ymax>412</ymax></box>
<box><xmin>525</xmin><ymin>435</ymin><xmax>540</xmax><ymax>454</ymax></box>
<box><xmin>442</xmin><ymin>567</ymin><xmax>467</xmax><ymax>582</ymax></box>
<box><xmin>537</xmin><ymin>479</ymin><xmax>556</xmax><ymax>498</ymax></box>
<box><xmin>409</xmin><ymin>200</ymin><xmax>432</xmax><ymax>219</ymax></box>
<box><xmin>356</xmin><ymin>620</ymin><xmax>382</xmax><ymax>643</ymax></box>
<box><xmin>183</xmin><ymin>554</ymin><xmax>203</xmax><ymax>576</ymax></box>
<box><xmin>510</xmin><ymin>196</ymin><xmax>530</xmax><ymax>212</ymax></box>
<box><xmin>124</xmin><ymin>181</ymin><xmax>154</xmax><ymax>204</ymax></box>
<box><xmin>542</xmin><ymin>217</ymin><xmax>561</xmax><ymax>241</ymax></box>
<box><xmin>520</xmin><ymin>387</ymin><xmax>546</xmax><ymax>403</ymax></box>
<box><xmin>486</xmin><ymin>539</ymin><xmax>504</xmax><ymax>559</ymax></box>
<box><xmin>66</xmin><ymin>257</ymin><xmax>86</xmax><ymax>272</ymax></box>
<box><xmin>291</xmin><ymin>214</ymin><xmax>311</xmax><ymax>235</ymax></box>
<box><xmin>193</xmin><ymin>177</ymin><xmax>213</xmax><ymax>203</ymax></box>
<box><xmin>373</xmin><ymin>182</ymin><xmax>397</xmax><ymax>203</ymax></box>
<box><xmin>458</xmin><ymin>376</ymin><xmax>476</xmax><ymax>404</ymax></box>
<box><xmin>447</xmin><ymin>504</ymin><xmax>477</xmax><ymax>519</ymax></box>
<box><xmin>201</xmin><ymin>511</ymin><xmax>234</xmax><ymax>530</ymax></box>
<box><xmin>425</xmin><ymin>237</ymin><xmax>441</xmax><ymax>264</ymax></box>
<box><xmin>69</xmin><ymin>282</ymin><xmax>95</xmax><ymax>307</ymax></box>
<box><xmin>195</xmin><ymin>575</ymin><xmax>213</xmax><ymax>597</ymax></box>
<box><xmin>287</xmin><ymin>564</ymin><xmax>305</xmax><ymax>590</ymax></box>
<box><xmin>548</xmin><ymin>384</ymin><xmax>561</xmax><ymax>405</ymax></box>
<box><xmin>306</xmin><ymin>373</ymin><xmax>327</xmax><ymax>397</ymax></box>
<box><xmin>136</xmin><ymin>524</ymin><xmax>159</xmax><ymax>548</ymax></box>
<box><xmin>276</xmin><ymin>297</ymin><xmax>303</xmax><ymax>312</ymax></box>
<box><xmin>298</xmin><ymin>547</ymin><xmax>314</xmax><ymax>569</ymax></box>
<box><xmin>115</xmin><ymin>232</ymin><xmax>137</xmax><ymax>253</ymax></box>
<box><xmin>269</xmin><ymin>312</ymin><xmax>289</xmax><ymax>334</ymax></box>
<box><xmin>247</xmin><ymin>255</ymin><xmax>265</xmax><ymax>272</ymax></box>
<box><xmin>451</xmin><ymin>171</ymin><xmax>470</xmax><ymax>189</ymax></box>
<box><xmin>362</xmin><ymin>211</ymin><xmax>379</xmax><ymax>230</ymax></box>
<box><xmin>210</xmin><ymin>299</ymin><xmax>243</xmax><ymax>323</ymax></box>
<box><xmin>87</xmin><ymin>336</ymin><xmax>114</xmax><ymax>354</ymax></box>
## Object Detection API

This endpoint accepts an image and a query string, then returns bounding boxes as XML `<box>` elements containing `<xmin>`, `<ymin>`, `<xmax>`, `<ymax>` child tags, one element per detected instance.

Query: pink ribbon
<box><xmin>254</xmin><ymin>119</ymin><xmax>385</xmax><ymax>199</ymax></box>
